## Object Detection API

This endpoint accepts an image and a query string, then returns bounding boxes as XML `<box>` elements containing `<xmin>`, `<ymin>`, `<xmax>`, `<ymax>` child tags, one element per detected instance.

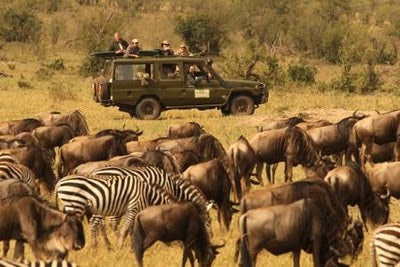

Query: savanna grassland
<box><xmin>2</xmin><ymin>49</ymin><xmax>400</xmax><ymax>267</ymax></box>
<box><xmin>2</xmin><ymin>0</ymin><xmax>400</xmax><ymax>266</ymax></box>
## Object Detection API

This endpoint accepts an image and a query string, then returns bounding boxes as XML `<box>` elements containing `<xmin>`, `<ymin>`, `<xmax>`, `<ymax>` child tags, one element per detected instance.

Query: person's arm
<box><xmin>187</xmin><ymin>73</ymin><xmax>196</xmax><ymax>85</ymax></box>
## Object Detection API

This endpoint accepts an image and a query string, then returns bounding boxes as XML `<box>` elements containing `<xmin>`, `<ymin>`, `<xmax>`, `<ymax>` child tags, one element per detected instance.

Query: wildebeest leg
<box><xmin>271</xmin><ymin>163</ymin><xmax>278</xmax><ymax>184</ymax></box>
<box><xmin>360</xmin><ymin>142</ymin><xmax>372</xmax><ymax>171</ymax></box>
<box><xmin>13</xmin><ymin>240</ymin><xmax>24</xmax><ymax>261</ymax></box>
<box><xmin>255</xmin><ymin>162</ymin><xmax>264</xmax><ymax>186</ymax></box>
<box><xmin>285</xmin><ymin>156</ymin><xmax>294</xmax><ymax>182</ymax></box>
<box><xmin>2</xmin><ymin>241</ymin><xmax>9</xmax><ymax>257</ymax></box>
<box><xmin>312</xmin><ymin>238</ymin><xmax>322</xmax><ymax>267</ymax></box>
<box><xmin>266</xmin><ymin>164</ymin><xmax>272</xmax><ymax>184</ymax></box>
<box><xmin>293</xmin><ymin>250</ymin><xmax>300</xmax><ymax>267</ymax></box>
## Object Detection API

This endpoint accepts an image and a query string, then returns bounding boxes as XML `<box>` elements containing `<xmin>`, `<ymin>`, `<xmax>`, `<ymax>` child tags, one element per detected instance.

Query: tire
<box><xmin>220</xmin><ymin>107</ymin><xmax>230</xmax><ymax>116</ymax></box>
<box><xmin>135</xmin><ymin>98</ymin><xmax>162</xmax><ymax>120</ymax></box>
<box><xmin>229</xmin><ymin>95</ymin><xmax>255</xmax><ymax>116</ymax></box>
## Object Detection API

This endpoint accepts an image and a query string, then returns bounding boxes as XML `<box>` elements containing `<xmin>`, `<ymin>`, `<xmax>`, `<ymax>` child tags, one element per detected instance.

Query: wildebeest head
<box><xmin>95</xmin><ymin>127</ymin><xmax>143</xmax><ymax>143</ymax></box>
<box><xmin>201</xmin><ymin>243</ymin><xmax>225</xmax><ymax>267</ymax></box>
<box><xmin>36</xmin><ymin>204</ymin><xmax>85</xmax><ymax>261</ymax></box>
<box><xmin>366</xmin><ymin>188</ymin><xmax>390</xmax><ymax>225</ymax></box>
<box><xmin>67</xmin><ymin>110</ymin><xmax>89</xmax><ymax>136</ymax></box>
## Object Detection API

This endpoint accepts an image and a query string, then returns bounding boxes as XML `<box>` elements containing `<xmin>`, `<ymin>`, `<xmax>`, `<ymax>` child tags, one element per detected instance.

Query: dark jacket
<box><xmin>108</xmin><ymin>39</ymin><xmax>129</xmax><ymax>52</ymax></box>
<box><xmin>124</xmin><ymin>45</ymin><xmax>141</xmax><ymax>57</ymax></box>
<box><xmin>187</xmin><ymin>72</ymin><xmax>202</xmax><ymax>86</ymax></box>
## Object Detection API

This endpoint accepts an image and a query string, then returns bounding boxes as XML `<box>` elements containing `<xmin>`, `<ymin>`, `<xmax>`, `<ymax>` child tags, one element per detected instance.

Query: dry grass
<box><xmin>2</xmin><ymin>50</ymin><xmax>400</xmax><ymax>267</ymax></box>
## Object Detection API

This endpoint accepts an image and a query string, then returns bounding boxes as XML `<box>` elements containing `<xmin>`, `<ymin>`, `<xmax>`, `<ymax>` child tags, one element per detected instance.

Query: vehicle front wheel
<box><xmin>229</xmin><ymin>95</ymin><xmax>254</xmax><ymax>116</ymax></box>
<box><xmin>135</xmin><ymin>98</ymin><xmax>162</xmax><ymax>120</ymax></box>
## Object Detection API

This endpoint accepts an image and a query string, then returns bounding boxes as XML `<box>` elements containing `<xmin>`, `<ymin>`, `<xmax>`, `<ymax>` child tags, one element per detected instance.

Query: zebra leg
<box><xmin>110</xmin><ymin>216</ymin><xmax>121</xmax><ymax>237</ymax></box>
<box><xmin>89</xmin><ymin>216</ymin><xmax>101</xmax><ymax>248</ymax></box>
<box><xmin>99</xmin><ymin>218</ymin><xmax>112</xmax><ymax>250</ymax></box>
<box><xmin>118</xmin><ymin>212</ymin><xmax>135</xmax><ymax>249</ymax></box>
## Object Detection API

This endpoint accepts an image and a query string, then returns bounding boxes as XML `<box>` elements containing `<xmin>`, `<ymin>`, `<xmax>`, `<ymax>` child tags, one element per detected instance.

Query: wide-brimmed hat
<box><xmin>161</xmin><ymin>40</ymin><xmax>170</xmax><ymax>46</ymax></box>
<box><xmin>131</xmin><ymin>38</ymin><xmax>139</xmax><ymax>43</ymax></box>
<box><xmin>180</xmin><ymin>44</ymin><xmax>187</xmax><ymax>48</ymax></box>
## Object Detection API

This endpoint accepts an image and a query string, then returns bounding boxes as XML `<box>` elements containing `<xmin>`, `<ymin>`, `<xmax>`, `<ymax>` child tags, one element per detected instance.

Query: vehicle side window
<box><xmin>160</xmin><ymin>63</ymin><xmax>180</xmax><ymax>80</ymax></box>
<box><xmin>115</xmin><ymin>64</ymin><xmax>154</xmax><ymax>81</ymax></box>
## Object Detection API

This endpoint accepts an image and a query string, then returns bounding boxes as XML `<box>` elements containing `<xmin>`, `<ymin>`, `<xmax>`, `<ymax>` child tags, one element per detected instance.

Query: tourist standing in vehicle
<box><xmin>124</xmin><ymin>39</ymin><xmax>141</xmax><ymax>58</ymax></box>
<box><xmin>160</xmin><ymin>40</ymin><xmax>174</xmax><ymax>56</ymax></box>
<box><xmin>109</xmin><ymin>32</ymin><xmax>129</xmax><ymax>55</ymax></box>
<box><xmin>175</xmin><ymin>44</ymin><xmax>193</xmax><ymax>56</ymax></box>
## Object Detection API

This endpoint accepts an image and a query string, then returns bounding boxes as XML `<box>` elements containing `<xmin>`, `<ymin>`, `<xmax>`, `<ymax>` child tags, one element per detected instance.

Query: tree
<box><xmin>0</xmin><ymin>7</ymin><xmax>42</xmax><ymax>42</ymax></box>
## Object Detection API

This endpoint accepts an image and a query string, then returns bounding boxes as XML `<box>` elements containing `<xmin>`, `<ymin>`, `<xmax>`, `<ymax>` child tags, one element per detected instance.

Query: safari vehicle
<box><xmin>93</xmin><ymin>52</ymin><xmax>268</xmax><ymax>119</ymax></box>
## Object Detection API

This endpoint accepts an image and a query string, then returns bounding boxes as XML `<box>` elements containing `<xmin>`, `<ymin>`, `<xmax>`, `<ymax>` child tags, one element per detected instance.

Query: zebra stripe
<box><xmin>0</xmin><ymin>152</ymin><xmax>20</xmax><ymax>164</ymax></box>
<box><xmin>0</xmin><ymin>259</ymin><xmax>77</xmax><ymax>267</ymax></box>
<box><xmin>371</xmin><ymin>223</ymin><xmax>400</xmax><ymax>267</ymax></box>
<box><xmin>55</xmin><ymin>174</ymin><xmax>176</xmax><ymax>248</ymax></box>
<box><xmin>91</xmin><ymin>166</ymin><xmax>211</xmax><ymax>214</ymax></box>
<box><xmin>0</xmin><ymin>162</ymin><xmax>38</xmax><ymax>192</ymax></box>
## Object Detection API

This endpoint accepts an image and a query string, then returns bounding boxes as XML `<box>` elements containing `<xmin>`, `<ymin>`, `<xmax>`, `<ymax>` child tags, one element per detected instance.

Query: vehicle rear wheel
<box><xmin>135</xmin><ymin>98</ymin><xmax>162</xmax><ymax>120</ymax></box>
<box><xmin>229</xmin><ymin>95</ymin><xmax>254</xmax><ymax>116</ymax></box>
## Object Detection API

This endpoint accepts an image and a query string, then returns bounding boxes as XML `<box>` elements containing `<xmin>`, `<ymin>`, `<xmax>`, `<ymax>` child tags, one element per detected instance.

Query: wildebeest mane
<box><xmin>285</xmin><ymin>126</ymin><xmax>319</xmax><ymax>167</ymax></box>
<box><xmin>12</xmin><ymin>118</ymin><xmax>42</xmax><ymax>133</ymax></box>
<box><xmin>69</xmin><ymin>110</ymin><xmax>89</xmax><ymax>136</ymax></box>
<box><xmin>287</xmin><ymin>116</ymin><xmax>305</xmax><ymax>127</ymax></box>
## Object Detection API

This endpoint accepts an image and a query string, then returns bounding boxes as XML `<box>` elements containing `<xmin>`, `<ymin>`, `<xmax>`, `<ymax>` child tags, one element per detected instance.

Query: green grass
<box><xmin>2</xmin><ymin>49</ymin><xmax>400</xmax><ymax>266</ymax></box>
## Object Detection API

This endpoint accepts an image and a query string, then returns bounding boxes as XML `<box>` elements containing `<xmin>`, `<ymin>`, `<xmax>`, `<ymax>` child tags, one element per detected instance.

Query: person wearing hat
<box><xmin>160</xmin><ymin>40</ymin><xmax>174</xmax><ymax>56</ymax></box>
<box><xmin>124</xmin><ymin>39</ymin><xmax>141</xmax><ymax>58</ymax></box>
<box><xmin>175</xmin><ymin>44</ymin><xmax>193</xmax><ymax>57</ymax></box>
<box><xmin>108</xmin><ymin>32</ymin><xmax>129</xmax><ymax>55</ymax></box>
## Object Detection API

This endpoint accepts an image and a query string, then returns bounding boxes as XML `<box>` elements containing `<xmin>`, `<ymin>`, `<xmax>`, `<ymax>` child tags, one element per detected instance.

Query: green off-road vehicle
<box><xmin>93</xmin><ymin>52</ymin><xmax>268</xmax><ymax>119</ymax></box>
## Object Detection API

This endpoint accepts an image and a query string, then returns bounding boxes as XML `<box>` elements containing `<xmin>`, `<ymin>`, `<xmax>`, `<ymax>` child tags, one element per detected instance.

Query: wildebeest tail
<box><xmin>132</xmin><ymin>214</ymin><xmax>145</xmax><ymax>267</ymax></box>
<box><xmin>239</xmin><ymin>214</ymin><xmax>252</xmax><ymax>267</ymax></box>
<box><xmin>230</xmin><ymin>147</ymin><xmax>242</xmax><ymax>200</ymax></box>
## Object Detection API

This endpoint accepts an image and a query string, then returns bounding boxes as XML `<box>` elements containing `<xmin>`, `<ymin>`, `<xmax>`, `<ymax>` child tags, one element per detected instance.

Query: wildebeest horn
<box><xmin>122</xmin><ymin>123</ymin><xmax>126</xmax><ymax>130</ymax></box>
<box><xmin>380</xmin><ymin>188</ymin><xmax>390</xmax><ymax>200</ymax></box>
<box><xmin>231</xmin><ymin>207</ymin><xmax>240</xmax><ymax>213</ymax></box>
<box><xmin>250</xmin><ymin>179</ymin><xmax>260</xmax><ymax>185</ymax></box>
<box><xmin>211</xmin><ymin>241</ymin><xmax>226</xmax><ymax>249</ymax></box>
<box><xmin>352</xmin><ymin>110</ymin><xmax>358</xmax><ymax>117</ymax></box>
<box><xmin>375</xmin><ymin>109</ymin><xmax>381</xmax><ymax>114</ymax></box>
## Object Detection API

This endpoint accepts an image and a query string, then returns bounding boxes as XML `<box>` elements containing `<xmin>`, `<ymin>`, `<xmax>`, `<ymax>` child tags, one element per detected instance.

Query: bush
<box><xmin>288</xmin><ymin>60</ymin><xmax>317</xmax><ymax>84</ymax></box>
<box><xmin>261</xmin><ymin>56</ymin><xmax>287</xmax><ymax>87</ymax></box>
<box><xmin>79</xmin><ymin>56</ymin><xmax>104</xmax><ymax>77</ymax></box>
<box><xmin>47</xmin><ymin>82</ymin><xmax>77</xmax><ymax>102</ymax></box>
<box><xmin>175</xmin><ymin>13</ymin><xmax>225</xmax><ymax>53</ymax></box>
<box><xmin>47</xmin><ymin>58</ymin><xmax>65</xmax><ymax>71</ymax></box>
<box><xmin>0</xmin><ymin>7</ymin><xmax>42</xmax><ymax>43</ymax></box>
<box><xmin>35</xmin><ymin>67</ymin><xmax>53</xmax><ymax>81</ymax></box>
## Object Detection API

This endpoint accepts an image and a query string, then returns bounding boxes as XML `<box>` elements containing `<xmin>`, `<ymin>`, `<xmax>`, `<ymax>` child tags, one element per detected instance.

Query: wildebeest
<box><xmin>32</xmin><ymin>124</ymin><xmax>76</xmax><ymax>149</ymax></box>
<box><xmin>307</xmin><ymin>113</ymin><xmax>366</xmax><ymax>163</ymax></box>
<box><xmin>235</xmin><ymin>198</ymin><xmax>362</xmax><ymax>267</ymax></box>
<box><xmin>141</xmin><ymin>149</ymin><xmax>181</xmax><ymax>175</ymax></box>
<box><xmin>251</xmin><ymin>126</ymin><xmax>332</xmax><ymax>183</ymax></box>
<box><xmin>368</xmin><ymin>161</ymin><xmax>400</xmax><ymax>198</ymax></box>
<box><xmin>132</xmin><ymin>202</ymin><xmax>224</xmax><ymax>267</ymax></box>
<box><xmin>182</xmin><ymin>159</ymin><xmax>236</xmax><ymax>232</ymax></box>
<box><xmin>256</xmin><ymin>116</ymin><xmax>305</xmax><ymax>132</ymax></box>
<box><xmin>55</xmin><ymin>134</ymin><xmax>128</xmax><ymax>177</ymax></box>
<box><xmin>171</xmin><ymin>150</ymin><xmax>202</xmax><ymax>173</ymax></box>
<box><xmin>0</xmin><ymin>179</ymin><xmax>36</xmax><ymax>260</ymax></box>
<box><xmin>1</xmin><ymin>146</ymin><xmax>56</xmax><ymax>192</ymax></box>
<box><xmin>167</xmin><ymin>122</ymin><xmax>205</xmax><ymax>138</ymax></box>
<box><xmin>72</xmin><ymin>154</ymin><xmax>147</xmax><ymax>176</ymax></box>
<box><xmin>370</xmin><ymin>142</ymin><xmax>394</xmax><ymax>163</ymax></box>
<box><xmin>227</xmin><ymin>135</ymin><xmax>256</xmax><ymax>199</ymax></box>
<box><xmin>353</xmin><ymin>109</ymin><xmax>400</xmax><ymax>170</ymax></box>
<box><xmin>34</xmin><ymin>110</ymin><xmax>89</xmax><ymax>136</ymax></box>
<box><xmin>0</xmin><ymin>132</ymin><xmax>39</xmax><ymax>149</ymax></box>
<box><xmin>324</xmin><ymin>162</ymin><xmax>389</xmax><ymax>226</ymax></box>
<box><xmin>296</xmin><ymin>119</ymin><xmax>333</xmax><ymax>131</ymax></box>
<box><xmin>0</xmin><ymin>195</ymin><xmax>85</xmax><ymax>261</ymax></box>
<box><xmin>0</xmin><ymin>118</ymin><xmax>43</xmax><ymax>135</ymax></box>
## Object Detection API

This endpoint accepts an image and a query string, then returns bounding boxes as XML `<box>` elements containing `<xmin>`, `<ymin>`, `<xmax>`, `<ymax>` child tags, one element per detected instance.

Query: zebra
<box><xmin>0</xmin><ymin>161</ymin><xmax>39</xmax><ymax>194</ymax></box>
<box><xmin>0</xmin><ymin>258</ymin><xmax>77</xmax><ymax>267</ymax></box>
<box><xmin>371</xmin><ymin>223</ymin><xmax>400</xmax><ymax>267</ymax></box>
<box><xmin>91</xmin><ymin>166</ymin><xmax>214</xmax><ymax>229</ymax></box>
<box><xmin>0</xmin><ymin>152</ymin><xmax>20</xmax><ymax>164</ymax></box>
<box><xmin>55</xmin><ymin>174</ymin><xmax>176</xmax><ymax>249</ymax></box>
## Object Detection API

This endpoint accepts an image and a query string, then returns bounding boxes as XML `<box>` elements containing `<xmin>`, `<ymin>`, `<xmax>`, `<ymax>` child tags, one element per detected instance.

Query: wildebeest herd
<box><xmin>1</xmin><ymin>110</ymin><xmax>400</xmax><ymax>266</ymax></box>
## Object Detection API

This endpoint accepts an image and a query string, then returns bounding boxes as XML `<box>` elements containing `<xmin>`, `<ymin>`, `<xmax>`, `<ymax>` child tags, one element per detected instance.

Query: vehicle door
<box><xmin>182</xmin><ymin>63</ymin><xmax>230</xmax><ymax>105</ymax></box>
<box><xmin>111</xmin><ymin>62</ymin><xmax>156</xmax><ymax>106</ymax></box>
<box><xmin>154</xmin><ymin>61</ymin><xmax>189</xmax><ymax>106</ymax></box>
